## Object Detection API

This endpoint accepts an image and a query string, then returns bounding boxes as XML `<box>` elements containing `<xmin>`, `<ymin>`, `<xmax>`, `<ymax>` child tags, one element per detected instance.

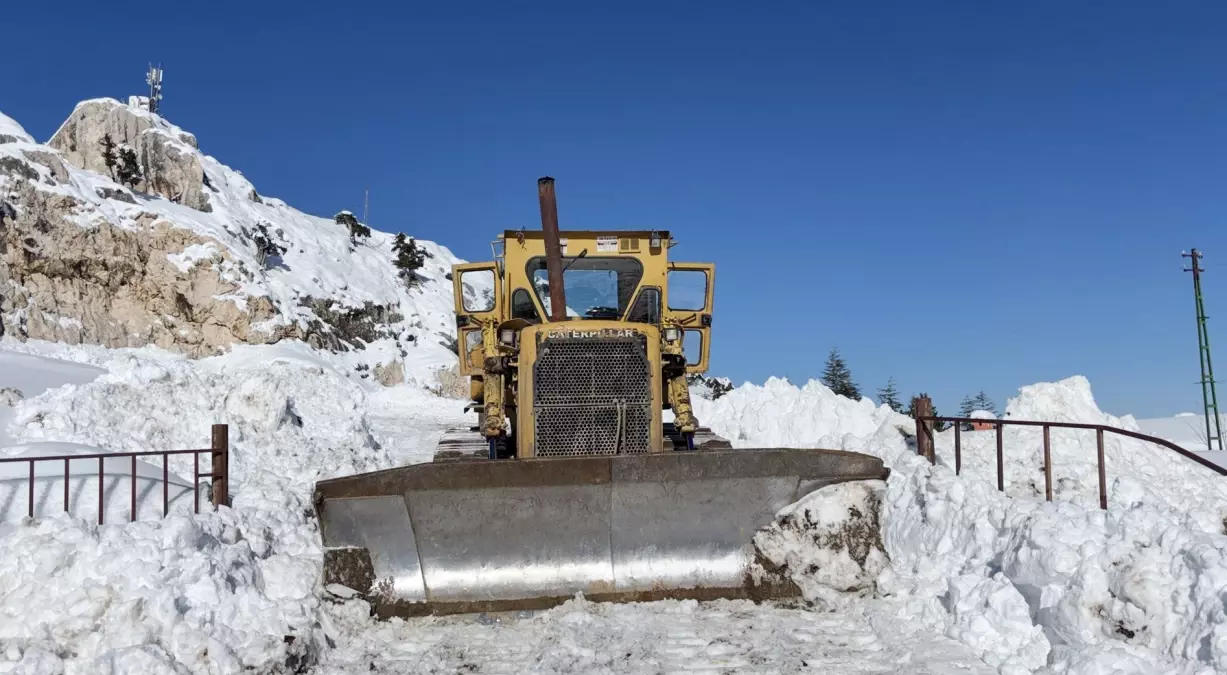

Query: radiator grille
<box><xmin>533</xmin><ymin>336</ymin><xmax>652</xmax><ymax>456</ymax></box>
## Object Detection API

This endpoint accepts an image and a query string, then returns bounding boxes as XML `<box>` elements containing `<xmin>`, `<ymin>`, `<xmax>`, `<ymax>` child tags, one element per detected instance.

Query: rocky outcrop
<box><xmin>48</xmin><ymin>99</ymin><xmax>211</xmax><ymax>212</ymax></box>
<box><xmin>0</xmin><ymin>178</ymin><xmax>273</xmax><ymax>356</ymax></box>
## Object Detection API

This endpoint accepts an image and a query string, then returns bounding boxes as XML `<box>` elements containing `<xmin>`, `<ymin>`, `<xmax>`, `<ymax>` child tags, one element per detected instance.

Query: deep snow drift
<box><xmin>5</xmin><ymin>338</ymin><xmax>1227</xmax><ymax>674</ymax></box>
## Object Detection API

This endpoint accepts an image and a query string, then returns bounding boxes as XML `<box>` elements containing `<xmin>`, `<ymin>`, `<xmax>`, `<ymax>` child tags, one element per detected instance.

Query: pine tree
<box><xmin>958</xmin><ymin>394</ymin><xmax>976</xmax><ymax>430</ymax></box>
<box><xmin>391</xmin><ymin>232</ymin><xmax>432</xmax><ymax>286</ymax></box>
<box><xmin>971</xmin><ymin>389</ymin><xmax>997</xmax><ymax>416</ymax></box>
<box><xmin>820</xmin><ymin>348</ymin><xmax>860</xmax><ymax>400</ymax></box>
<box><xmin>100</xmin><ymin>134</ymin><xmax>118</xmax><ymax>179</ymax></box>
<box><xmin>877</xmin><ymin>377</ymin><xmax>903</xmax><ymax>413</ymax></box>
<box><xmin>116</xmin><ymin>147</ymin><xmax>143</xmax><ymax>189</ymax></box>
<box><xmin>335</xmin><ymin>210</ymin><xmax>370</xmax><ymax>246</ymax></box>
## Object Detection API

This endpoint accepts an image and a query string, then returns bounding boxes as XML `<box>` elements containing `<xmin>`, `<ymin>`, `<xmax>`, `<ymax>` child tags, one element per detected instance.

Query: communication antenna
<box><xmin>1183</xmin><ymin>248</ymin><xmax>1223</xmax><ymax>451</ymax></box>
<box><xmin>146</xmin><ymin>63</ymin><xmax>164</xmax><ymax>115</ymax></box>
<box><xmin>363</xmin><ymin>188</ymin><xmax>370</xmax><ymax>225</ymax></box>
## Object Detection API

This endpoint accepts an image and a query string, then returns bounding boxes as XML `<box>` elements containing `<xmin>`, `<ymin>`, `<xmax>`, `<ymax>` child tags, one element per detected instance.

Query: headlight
<box><xmin>663</xmin><ymin>327</ymin><xmax>681</xmax><ymax>342</ymax></box>
<box><xmin>499</xmin><ymin>328</ymin><xmax>517</xmax><ymax>346</ymax></box>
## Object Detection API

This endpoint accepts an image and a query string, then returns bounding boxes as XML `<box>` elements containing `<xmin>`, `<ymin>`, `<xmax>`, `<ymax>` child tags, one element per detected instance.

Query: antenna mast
<box><xmin>1183</xmin><ymin>248</ymin><xmax>1223</xmax><ymax>451</ymax></box>
<box><xmin>363</xmin><ymin>188</ymin><xmax>370</xmax><ymax>225</ymax></box>
<box><xmin>146</xmin><ymin>63</ymin><xmax>164</xmax><ymax>115</ymax></box>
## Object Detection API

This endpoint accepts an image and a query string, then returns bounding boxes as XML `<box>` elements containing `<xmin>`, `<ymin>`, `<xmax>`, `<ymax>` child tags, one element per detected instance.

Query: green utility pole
<box><xmin>1183</xmin><ymin>248</ymin><xmax>1223</xmax><ymax>451</ymax></box>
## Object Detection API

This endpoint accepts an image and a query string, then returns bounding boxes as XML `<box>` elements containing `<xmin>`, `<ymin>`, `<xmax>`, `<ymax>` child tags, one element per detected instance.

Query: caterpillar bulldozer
<box><xmin>312</xmin><ymin>177</ymin><xmax>890</xmax><ymax>617</ymax></box>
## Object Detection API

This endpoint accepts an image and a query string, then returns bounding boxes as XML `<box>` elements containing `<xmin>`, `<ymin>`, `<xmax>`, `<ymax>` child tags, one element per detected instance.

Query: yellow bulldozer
<box><xmin>312</xmin><ymin>177</ymin><xmax>890</xmax><ymax>617</ymax></box>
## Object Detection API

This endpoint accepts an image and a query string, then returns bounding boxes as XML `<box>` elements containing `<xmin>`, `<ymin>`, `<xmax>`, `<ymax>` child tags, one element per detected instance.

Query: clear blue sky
<box><xmin>5</xmin><ymin>1</ymin><xmax>1226</xmax><ymax>418</ymax></box>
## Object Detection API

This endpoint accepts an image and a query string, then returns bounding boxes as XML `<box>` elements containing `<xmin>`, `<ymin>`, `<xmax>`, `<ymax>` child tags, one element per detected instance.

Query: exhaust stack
<box><xmin>537</xmin><ymin>177</ymin><xmax>567</xmax><ymax>321</ymax></box>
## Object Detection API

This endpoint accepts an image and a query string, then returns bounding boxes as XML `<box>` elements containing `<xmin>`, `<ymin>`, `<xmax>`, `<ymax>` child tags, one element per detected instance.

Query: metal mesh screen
<box><xmin>533</xmin><ymin>336</ymin><xmax>652</xmax><ymax>456</ymax></box>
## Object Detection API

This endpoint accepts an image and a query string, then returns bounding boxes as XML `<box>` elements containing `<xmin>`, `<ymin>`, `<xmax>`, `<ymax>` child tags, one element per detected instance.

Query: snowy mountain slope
<box><xmin>1</xmin><ymin>99</ymin><xmax>476</xmax><ymax>390</ymax></box>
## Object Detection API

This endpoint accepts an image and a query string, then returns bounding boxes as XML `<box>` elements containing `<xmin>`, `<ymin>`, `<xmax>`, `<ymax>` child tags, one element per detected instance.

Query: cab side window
<box><xmin>511</xmin><ymin>288</ymin><xmax>541</xmax><ymax>324</ymax></box>
<box><xmin>626</xmin><ymin>287</ymin><xmax>661</xmax><ymax>324</ymax></box>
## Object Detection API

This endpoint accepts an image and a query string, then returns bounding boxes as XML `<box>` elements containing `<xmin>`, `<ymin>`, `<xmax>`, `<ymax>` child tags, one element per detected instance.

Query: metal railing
<box><xmin>910</xmin><ymin>396</ymin><xmax>1226</xmax><ymax>510</ymax></box>
<box><xmin>0</xmin><ymin>424</ymin><xmax>229</xmax><ymax>524</ymax></box>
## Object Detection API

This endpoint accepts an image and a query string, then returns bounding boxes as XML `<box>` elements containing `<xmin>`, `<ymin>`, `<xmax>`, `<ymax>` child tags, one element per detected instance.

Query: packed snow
<box><xmin>5</xmin><ymin>337</ymin><xmax>1227</xmax><ymax>674</ymax></box>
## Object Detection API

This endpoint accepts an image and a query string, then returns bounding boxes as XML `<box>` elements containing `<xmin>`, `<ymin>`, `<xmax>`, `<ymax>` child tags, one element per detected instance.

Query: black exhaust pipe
<box><xmin>537</xmin><ymin>177</ymin><xmax>568</xmax><ymax>322</ymax></box>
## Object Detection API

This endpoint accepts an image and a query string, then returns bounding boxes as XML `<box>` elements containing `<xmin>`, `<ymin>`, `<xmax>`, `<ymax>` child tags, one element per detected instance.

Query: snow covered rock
<box><xmin>48</xmin><ymin>98</ymin><xmax>209</xmax><ymax>211</ymax></box>
<box><xmin>754</xmin><ymin>480</ymin><xmax>888</xmax><ymax>607</ymax></box>
<box><xmin>0</xmin><ymin>387</ymin><xmax>22</xmax><ymax>406</ymax></box>
<box><xmin>0</xmin><ymin>112</ymin><xmax>33</xmax><ymax>145</ymax></box>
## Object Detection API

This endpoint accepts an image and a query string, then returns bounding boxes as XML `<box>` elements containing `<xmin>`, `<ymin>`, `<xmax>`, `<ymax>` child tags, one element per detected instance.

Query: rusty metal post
<box><xmin>98</xmin><ymin>457</ymin><xmax>105</xmax><ymax>525</ymax></box>
<box><xmin>1097</xmin><ymin>428</ymin><xmax>1107</xmax><ymax>510</ymax></box>
<box><xmin>162</xmin><ymin>453</ymin><xmax>169</xmax><ymax>517</ymax></box>
<box><xmin>212</xmin><ymin>424</ymin><xmax>229</xmax><ymax>508</ymax></box>
<box><xmin>537</xmin><ymin>177</ymin><xmax>568</xmax><ymax>322</ymax></box>
<box><xmin>913</xmin><ymin>396</ymin><xmax>934</xmax><ymax>463</ymax></box>
<box><xmin>1043</xmin><ymin>424</ymin><xmax>1052</xmax><ymax>502</ymax></box>
<box><xmin>130</xmin><ymin>455</ymin><xmax>137</xmax><ymax>522</ymax></box>
<box><xmin>954</xmin><ymin>424</ymin><xmax>962</xmax><ymax>475</ymax></box>
<box><xmin>995</xmin><ymin>422</ymin><xmax>1004</xmax><ymax>492</ymax></box>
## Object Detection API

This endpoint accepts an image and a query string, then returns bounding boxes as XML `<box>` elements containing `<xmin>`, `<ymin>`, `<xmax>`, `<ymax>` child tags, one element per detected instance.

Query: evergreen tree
<box><xmin>971</xmin><ymin>389</ymin><xmax>997</xmax><ymax>416</ymax></box>
<box><xmin>391</xmin><ymin>232</ymin><xmax>432</xmax><ymax>286</ymax></box>
<box><xmin>116</xmin><ymin>147</ymin><xmax>143</xmax><ymax>189</ymax></box>
<box><xmin>877</xmin><ymin>377</ymin><xmax>903</xmax><ymax>413</ymax></box>
<box><xmin>820</xmin><ymin>348</ymin><xmax>860</xmax><ymax>400</ymax></box>
<box><xmin>100</xmin><ymin>133</ymin><xmax>118</xmax><ymax>179</ymax></box>
<box><xmin>335</xmin><ymin>210</ymin><xmax>370</xmax><ymax>246</ymax></box>
<box><xmin>958</xmin><ymin>393</ymin><xmax>976</xmax><ymax>430</ymax></box>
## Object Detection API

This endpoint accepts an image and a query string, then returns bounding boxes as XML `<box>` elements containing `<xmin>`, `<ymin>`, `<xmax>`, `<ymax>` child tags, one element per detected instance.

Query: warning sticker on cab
<box><xmin>596</xmin><ymin>236</ymin><xmax>617</xmax><ymax>252</ymax></box>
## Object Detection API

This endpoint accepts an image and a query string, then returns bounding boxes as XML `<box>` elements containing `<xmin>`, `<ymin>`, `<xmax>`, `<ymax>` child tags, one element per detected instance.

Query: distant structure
<box><xmin>146</xmin><ymin>64</ymin><xmax>164</xmax><ymax>115</ymax></box>
<box><xmin>1183</xmin><ymin>248</ymin><xmax>1222</xmax><ymax>451</ymax></box>
<box><xmin>363</xmin><ymin>188</ymin><xmax>370</xmax><ymax>226</ymax></box>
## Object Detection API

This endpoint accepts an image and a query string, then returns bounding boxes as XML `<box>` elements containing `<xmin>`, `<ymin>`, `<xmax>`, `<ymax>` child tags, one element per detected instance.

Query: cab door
<box><xmin>664</xmin><ymin>262</ymin><xmax>715</xmax><ymax>373</ymax></box>
<box><xmin>452</xmin><ymin>262</ymin><xmax>502</xmax><ymax>376</ymax></box>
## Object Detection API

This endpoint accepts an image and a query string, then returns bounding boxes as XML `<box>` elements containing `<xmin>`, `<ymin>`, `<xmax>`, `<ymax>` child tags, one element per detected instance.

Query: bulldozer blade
<box><xmin>313</xmin><ymin>447</ymin><xmax>889</xmax><ymax>618</ymax></box>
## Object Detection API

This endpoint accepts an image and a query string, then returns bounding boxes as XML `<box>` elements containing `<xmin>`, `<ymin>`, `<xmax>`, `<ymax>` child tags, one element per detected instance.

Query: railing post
<box><xmin>1096</xmin><ymin>428</ymin><xmax>1107</xmax><ymax>510</ymax></box>
<box><xmin>211</xmin><ymin>424</ymin><xmax>229</xmax><ymax>508</ymax></box>
<box><xmin>1042</xmin><ymin>424</ymin><xmax>1052</xmax><ymax>502</ymax></box>
<box><xmin>913</xmin><ymin>395</ymin><xmax>935</xmax><ymax>464</ymax></box>
<box><xmin>954</xmin><ymin>424</ymin><xmax>962</xmax><ymax>475</ymax></box>
<box><xmin>995</xmin><ymin>422</ymin><xmax>1004</xmax><ymax>492</ymax></box>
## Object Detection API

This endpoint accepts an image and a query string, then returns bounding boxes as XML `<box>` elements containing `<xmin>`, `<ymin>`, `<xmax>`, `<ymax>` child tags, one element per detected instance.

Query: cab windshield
<box><xmin>528</xmin><ymin>256</ymin><xmax>644</xmax><ymax>320</ymax></box>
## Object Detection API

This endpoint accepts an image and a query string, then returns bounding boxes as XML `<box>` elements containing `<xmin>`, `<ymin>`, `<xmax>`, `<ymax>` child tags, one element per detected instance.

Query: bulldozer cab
<box><xmin>452</xmin><ymin>230</ymin><xmax>715</xmax><ymax>373</ymax></box>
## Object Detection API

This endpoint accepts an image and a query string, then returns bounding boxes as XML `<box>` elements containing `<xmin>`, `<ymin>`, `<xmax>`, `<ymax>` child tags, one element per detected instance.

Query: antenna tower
<box><xmin>146</xmin><ymin>64</ymin><xmax>164</xmax><ymax>115</ymax></box>
<box><xmin>363</xmin><ymin>188</ymin><xmax>370</xmax><ymax>225</ymax></box>
<box><xmin>1183</xmin><ymin>248</ymin><xmax>1223</xmax><ymax>451</ymax></box>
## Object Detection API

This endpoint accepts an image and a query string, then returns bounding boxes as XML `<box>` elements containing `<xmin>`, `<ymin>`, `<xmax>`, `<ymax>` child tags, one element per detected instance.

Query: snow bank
<box><xmin>0</xmin><ymin>339</ymin><xmax>467</xmax><ymax>674</ymax></box>
<box><xmin>696</xmin><ymin>374</ymin><xmax>1227</xmax><ymax>673</ymax></box>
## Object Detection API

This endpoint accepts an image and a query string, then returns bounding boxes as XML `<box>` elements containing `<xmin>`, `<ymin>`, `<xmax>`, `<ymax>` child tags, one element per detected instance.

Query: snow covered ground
<box><xmin>5</xmin><ymin>338</ymin><xmax>1227</xmax><ymax>674</ymax></box>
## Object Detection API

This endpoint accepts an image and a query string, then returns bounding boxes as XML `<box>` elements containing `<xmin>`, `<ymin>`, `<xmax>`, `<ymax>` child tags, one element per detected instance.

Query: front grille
<box><xmin>533</xmin><ymin>336</ymin><xmax>652</xmax><ymax>456</ymax></box>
